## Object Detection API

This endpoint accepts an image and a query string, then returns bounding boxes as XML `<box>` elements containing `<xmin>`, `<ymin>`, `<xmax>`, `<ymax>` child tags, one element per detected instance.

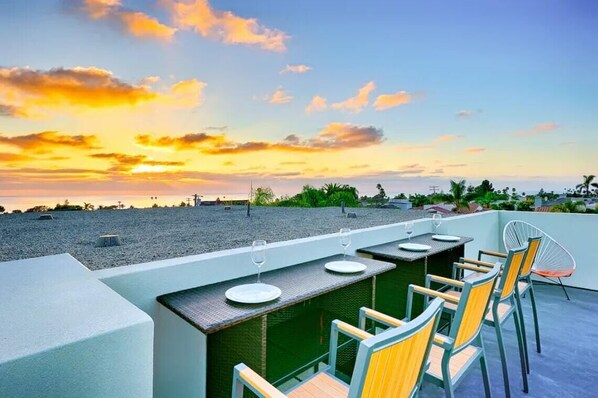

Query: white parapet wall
<box><xmin>94</xmin><ymin>211</ymin><xmax>501</xmax><ymax>398</ymax></box>
<box><xmin>0</xmin><ymin>254</ymin><xmax>154</xmax><ymax>398</ymax></box>
<box><xmin>499</xmin><ymin>211</ymin><xmax>598</xmax><ymax>290</ymax></box>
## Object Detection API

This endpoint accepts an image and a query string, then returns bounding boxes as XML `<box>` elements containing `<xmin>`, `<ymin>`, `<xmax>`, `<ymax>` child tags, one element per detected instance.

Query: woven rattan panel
<box><xmin>158</xmin><ymin>254</ymin><xmax>395</xmax><ymax>334</ymax></box>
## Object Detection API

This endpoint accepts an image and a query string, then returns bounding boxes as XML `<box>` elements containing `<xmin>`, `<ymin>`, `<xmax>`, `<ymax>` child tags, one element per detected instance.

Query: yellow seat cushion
<box><xmin>427</xmin><ymin>344</ymin><xmax>479</xmax><ymax>380</ymax></box>
<box><xmin>287</xmin><ymin>372</ymin><xmax>348</xmax><ymax>398</ymax></box>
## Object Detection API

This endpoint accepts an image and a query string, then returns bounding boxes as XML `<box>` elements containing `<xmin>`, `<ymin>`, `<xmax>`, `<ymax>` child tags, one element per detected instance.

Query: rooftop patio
<box><xmin>421</xmin><ymin>283</ymin><xmax>598</xmax><ymax>398</ymax></box>
<box><xmin>1</xmin><ymin>210</ymin><xmax>597</xmax><ymax>397</ymax></box>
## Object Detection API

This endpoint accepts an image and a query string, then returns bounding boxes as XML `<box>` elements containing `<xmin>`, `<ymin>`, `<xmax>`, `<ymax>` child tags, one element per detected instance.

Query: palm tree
<box><xmin>576</xmin><ymin>175</ymin><xmax>598</xmax><ymax>197</ymax></box>
<box><xmin>450</xmin><ymin>179</ymin><xmax>467</xmax><ymax>209</ymax></box>
<box><xmin>323</xmin><ymin>183</ymin><xmax>341</xmax><ymax>197</ymax></box>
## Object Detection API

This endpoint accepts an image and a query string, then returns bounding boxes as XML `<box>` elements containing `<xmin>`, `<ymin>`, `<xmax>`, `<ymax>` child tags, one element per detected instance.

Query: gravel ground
<box><xmin>0</xmin><ymin>206</ymin><xmax>449</xmax><ymax>270</ymax></box>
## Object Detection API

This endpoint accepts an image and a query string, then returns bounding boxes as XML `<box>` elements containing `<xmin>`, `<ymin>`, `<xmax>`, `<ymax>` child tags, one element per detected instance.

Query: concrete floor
<box><xmin>420</xmin><ymin>283</ymin><xmax>598</xmax><ymax>398</ymax></box>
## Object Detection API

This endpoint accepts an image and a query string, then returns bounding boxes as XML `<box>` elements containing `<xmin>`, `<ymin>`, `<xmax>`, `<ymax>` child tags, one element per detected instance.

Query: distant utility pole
<box><xmin>429</xmin><ymin>185</ymin><xmax>440</xmax><ymax>194</ymax></box>
<box><xmin>186</xmin><ymin>198</ymin><xmax>191</xmax><ymax>206</ymax></box>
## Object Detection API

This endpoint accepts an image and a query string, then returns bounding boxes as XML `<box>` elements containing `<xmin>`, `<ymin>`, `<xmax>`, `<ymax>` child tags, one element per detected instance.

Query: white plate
<box><xmin>325</xmin><ymin>260</ymin><xmax>367</xmax><ymax>274</ymax></box>
<box><xmin>399</xmin><ymin>243</ymin><xmax>432</xmax><ymax>252</ymax></box>
<box><xmin>432</xmin><ymin>235</ymin><xmax>461</xmax><ymax>242</ymax></box>
<box><xmin>225</xmin><ymin>283</ymin><xmax>281</xmax><ymax>304</ymax></box>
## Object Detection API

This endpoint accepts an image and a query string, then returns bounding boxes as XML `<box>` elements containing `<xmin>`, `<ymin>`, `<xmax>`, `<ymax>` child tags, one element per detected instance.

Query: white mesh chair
<box><xmin>503</xmin><ymin>220</ymin><xmax>576</xmax><ymax>300</ymax></box>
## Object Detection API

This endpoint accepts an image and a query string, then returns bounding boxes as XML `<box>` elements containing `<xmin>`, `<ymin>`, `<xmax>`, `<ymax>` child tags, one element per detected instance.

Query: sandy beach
<box><xmin>0</xmin><ymin>206</ymin><xmax>447</xmax><ymax>270</ymax></box>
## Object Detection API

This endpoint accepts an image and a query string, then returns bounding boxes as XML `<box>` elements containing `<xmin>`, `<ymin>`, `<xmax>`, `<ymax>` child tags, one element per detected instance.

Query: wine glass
<box><xmin>405</xmin><ymin>221</ymin><xmax>414</xmax><ymax>241</ymax></box>
<box><xmin>339</xmin><ymin>228</ymin><xmax>351</xmax><ymax>261</ymax></box>
<box><xmin>432</xmin><ymin>213</ymin><xmax>442</xmax><ymax>233</ymax></box>
<box><xmin>251</xmin><ymin>240</ymin><xmax>267</xmax><ymax>283</ymax></box>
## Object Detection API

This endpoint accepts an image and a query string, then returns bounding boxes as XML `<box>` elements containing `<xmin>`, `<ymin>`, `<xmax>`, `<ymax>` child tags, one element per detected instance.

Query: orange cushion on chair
<box><xmin>532</xmin><ymin>269</ymin><xmax>574</xmax><ymax>278</ymax></box>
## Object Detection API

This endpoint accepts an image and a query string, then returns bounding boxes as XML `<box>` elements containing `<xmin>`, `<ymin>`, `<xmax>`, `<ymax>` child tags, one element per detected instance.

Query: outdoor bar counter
<box><xmin>357</xmin><ymin>233</ymin><xmax>473</xmax><ymax>319</ymax></box>
<box><xmin>158</xmin><ymin>254</ymin><xmax>395</xmax><ymax>398</ymax></box>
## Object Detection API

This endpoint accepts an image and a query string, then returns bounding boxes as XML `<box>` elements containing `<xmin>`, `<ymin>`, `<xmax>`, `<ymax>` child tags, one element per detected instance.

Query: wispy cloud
<box><xmin>280</xmin><ymin>161</ymin><xmax>306</xmax><ymax>165</ymax></box>
<box><xmin>466</xmin><ymin>147</ymin><xmax>486</xmax><ymax>153</ymax></box>
<box><xmin>267</xmin><ymin>88</ymin><xmax>293</xmax><ymax>104</ymax></box>
<box><xmin>205</xmin><ymin>125</ymin><xmax>227</xmax><ymax>131</ymax></box>
<box><xmin>434</xmin><ymin>134</ymin><xmax>463</xmax><ymax>143</ymax></box>
<box><xmin>164</xmin><ymin>0</ymin><xmax>288</xmax><ymax>52</ymax></box>
<box><xmin>456</xmin><ymin>110</ymin><xmax>474</xmax><ymax>118</ymax></box>
<box><xmin>441</xmin><ymin>163</ymin><xmax>467</xmax><ymax>168</ymax></box>
<box><xmin>0</xmin><ymin>66</ymin><xmax>205</xmax><ymax>118</ymax></box>
<box><xmin>135</xmin><ymin>123</ymin><xmax>384</xmax><ymax>155</ymax></box>
<box><xmin>80</xmin><ymin>0</ymin><xmax>177</xmax><ymax>41</ymax></box>
<box><xmin>280</xmin><ymin>64</ymin><xmax>311</xmax><ymax>74</ymax></box>
<box><xmin>331</xmin><ymin>81</ymin><xmax>376</xmax><ymax>113</ymax></box>
<box><xmin>0</xmin><ymin>131</ymin><xmax>100</xmax><ymax>154</ymax></box>
<box><xmin>514</xmin><ymin>123</ymin><xmax>560</xmax><ymax>137</ymax></box>
<box><xmin>305</xmin><ymin>95</ymin><xmax>327</xmax><ymax>113</ymax></box>
<box><xmin>373</xmin><ymin>90</ymin><xmax>411</xmax><ymax>111</ymax></box>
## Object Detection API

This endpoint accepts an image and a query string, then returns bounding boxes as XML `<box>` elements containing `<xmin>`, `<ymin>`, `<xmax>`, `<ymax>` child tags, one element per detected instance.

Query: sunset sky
<box><xmin>1</xmin><ymin>0</ymin><xmax>597</xmax><ymax>203</ymax></box>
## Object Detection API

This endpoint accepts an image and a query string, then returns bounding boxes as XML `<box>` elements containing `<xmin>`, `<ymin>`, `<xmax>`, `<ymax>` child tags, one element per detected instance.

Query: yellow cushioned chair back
<box><xmin>500</xmin><ymin>250</ymin><xmax>526</xmax><ymax>299</ymax></box>
<box><xmin>453</xmin><ymin>276</ymin><xmax>496</xmax><ymax>349</ymax></box>
<box><xmin>520</xmin><ymin>237</ymin><xmax>541</xmax><ymax>277</ymax></box>
<box><xmin>359</xmin><ymin>313</ymin><xmax>437</xmax><ymax>398</ymax></box>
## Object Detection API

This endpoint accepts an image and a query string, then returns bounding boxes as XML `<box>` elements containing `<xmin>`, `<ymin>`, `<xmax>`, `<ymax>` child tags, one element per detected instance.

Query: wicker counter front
<box><xmin>158</xmin><ymin>254</ymin><xmax>395</xmax><ymax>335</ymax></box>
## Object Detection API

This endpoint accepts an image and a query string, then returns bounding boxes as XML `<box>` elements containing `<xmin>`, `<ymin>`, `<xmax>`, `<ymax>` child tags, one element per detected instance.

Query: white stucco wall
<box><xmin>0</xmin><ymin>254</ymin><xmax>154</xmax><ymax>398</ymax></box>
<box><xmin>499</xmin><ymin>211</ymin><xmax>598</xmax><ymax>290</ymax></box>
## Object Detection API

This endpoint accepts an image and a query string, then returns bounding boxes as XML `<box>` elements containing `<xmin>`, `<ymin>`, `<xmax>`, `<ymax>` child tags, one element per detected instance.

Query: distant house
<box><xmin>424</xmin><ymin>203</ymin><xmax>455</xmax><ymax>213</ymax></box>
<box><xmin>425</xmin><ymin>206</ymin><xmax>453</xmax><ymax>215</ymax></box>
<box><xmin>386</xmin><ymin>199</ymin><xmax>413</xmax><ymax>210</ymax></box>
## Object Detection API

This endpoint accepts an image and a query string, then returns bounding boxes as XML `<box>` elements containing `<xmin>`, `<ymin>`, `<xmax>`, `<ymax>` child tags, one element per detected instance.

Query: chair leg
<box><xmin>442</xmin><ymin>355</ymin><xmax>455</xmax><ymax>398</ymax></box>
<box><xmin>558</xmin><ymin>278</ymin><xmax>571</xmax><ymax>301</ymax></box>
<box><xmin>515</xmin><ymin>290</ymin><xmax>530</xmax><ymax>374</ymax></box>
<box><xmin>478</xmin><ymin>335</ymin><xmax>492</xmax><ymax>398</ymax></box>
<box><xmin>513</xmin><ymin>306</ymin><xmax>529</xmax><ymax>393</ymax></box>
<box><xmin>494</xmin><ymin>321</ymin><xmax>511</xmax><ymax>398</ymax></box>
<box><xmin>528</xmin><ymin>284</ymin><xmax>542</xmax><ymax>353</ymax></box>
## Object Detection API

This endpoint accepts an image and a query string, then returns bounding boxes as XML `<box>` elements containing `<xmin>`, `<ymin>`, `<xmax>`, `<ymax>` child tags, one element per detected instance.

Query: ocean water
<box><xmin>0</xmin><ymin>194</ymin><xmax>250</xmax><ymax>212</ymax></box>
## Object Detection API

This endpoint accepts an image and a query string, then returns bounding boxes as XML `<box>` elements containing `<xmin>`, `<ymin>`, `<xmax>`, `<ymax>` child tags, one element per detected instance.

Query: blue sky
<box><xmin>0</xmin><ymin>0</ymin><xmax>596</xmax><ymax>200</ymax></box>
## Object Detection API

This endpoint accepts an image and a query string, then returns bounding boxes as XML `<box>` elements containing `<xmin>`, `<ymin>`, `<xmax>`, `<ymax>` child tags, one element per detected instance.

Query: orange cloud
<box><xmin>90</xmin><ymin>152</ymin><xmax>185</xmax><ymax>172</ymax></box>
<box><xmin>0</xmin><ymin>152</ymin><xmax>33</xmax><ymax>163</ymax></box>
<box><xmin>135</xmin><ymin>132</ymin><xmax>226</xmax><ymax>149</ymax></box>
<box><xmin>514</xmin><ymin>123</ymin><xmax>560</xmax><ymax>137</ymax></box>
<box><xmin>434</xmin><ymin>134</ymin><xmax>463</xmax><ymax>143</ymax></box>
<box><xmin>466</xmin><ymin>147</ymin><xmax>486</xmax><ymax>153</ymax></box>
<box><xmin>0</xmin><ymin>131</ymin><xmax>100</xmax><ymax>154</ymax></box>
<box><xmin>280</xmin><ymin>64</ymin><xmax>311</xmax><ymax>74</ymax></box>
<box><xmin>305</xmin><ymin>95</ymin><xmax>327</xmax><ymax>114</ymax></box>
<box><xmin>136</xmin><ymin>123</ymin><xmax>385</xmax><ymax>155</ymax></box>
<box><xmin>0</xmin><ymin>67</ymin><xmax>205</xmax><ymax>118</ymax></box>
<box><xmin>373</xmin><ymin>90</ymin><xmax>411</xmax><ymax>111</ymax></box>
<box><xmin>267</xmin><ymin>88</ymin><xmax>293</xmax><ymax>104</ymax></box>
<box><xmin>331</xmin><ymin>81</ymin><xmax>376</xmax><ymax>113</ymax></box>
<box><xmin>165</xmin><ymin>0</ymin><xmax>288</xmax><ymax>52</ymax></box>
<box><xmin>82</xmin><ymin>0</ymin><xmax>176</xmax><ymax>41</ymax></box>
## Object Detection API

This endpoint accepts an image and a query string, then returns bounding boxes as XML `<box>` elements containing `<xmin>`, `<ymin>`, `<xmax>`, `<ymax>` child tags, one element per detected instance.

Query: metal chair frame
<box><xmin>503</xmin><ymin>220</ymin><xmax>576</xmax><ymax>300</ymax></box>
<box><xmin>232</xmin><ymin>298</ymin><xmax>444</xmax><ymax>398</ymax></box>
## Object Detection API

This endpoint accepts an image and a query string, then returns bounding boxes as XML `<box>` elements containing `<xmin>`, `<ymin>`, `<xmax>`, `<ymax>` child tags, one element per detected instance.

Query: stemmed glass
<box><xmin>432</xmin><ymin>213</ymin><xmax>442</xmax><ymax>233</ymax></box>
<box><xmin>339</xmin><ymin>228</ymin><xmax>351</xmax><ymax>261</ymax></box>
<box><xmin>251</xmin><ymin>240</ymin><xmax>267</xmax><ymax>283</ymax></box>
<box><xmin>405</xmin><ymin>221</ymin><xmax>414</xmax><ymax>241</ymax></box>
